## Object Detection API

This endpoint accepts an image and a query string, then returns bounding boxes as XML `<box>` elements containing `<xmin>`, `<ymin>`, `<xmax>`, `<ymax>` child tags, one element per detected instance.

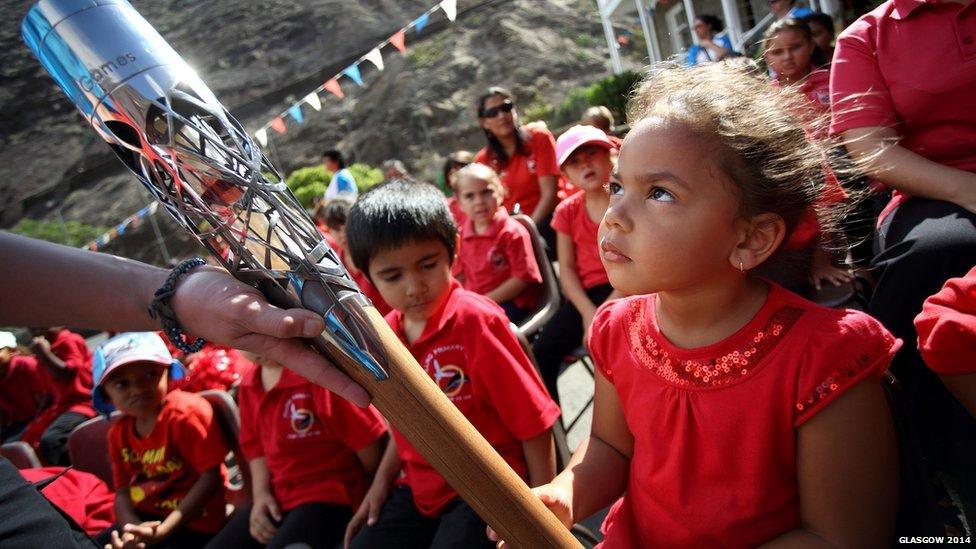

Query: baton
<box><xmin>21</xmin><ymin>1</ymin><xmax>579</xmax><ymax>546</ymax></box>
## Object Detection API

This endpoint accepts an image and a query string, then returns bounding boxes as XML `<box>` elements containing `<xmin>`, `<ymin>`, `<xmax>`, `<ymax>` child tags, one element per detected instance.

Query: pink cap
<box><xmin>556</xmin><ymin>125</ymin><xmax>615</xmax><ymax>167</ymax></box>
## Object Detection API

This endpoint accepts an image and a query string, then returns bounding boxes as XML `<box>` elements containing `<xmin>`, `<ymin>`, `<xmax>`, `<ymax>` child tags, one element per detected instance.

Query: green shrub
<box><xmin>286</xmin><ymin>166</ymin><xmax>330</xmax><ymax>207</ymax></box>
<box><xmin>552</xmin><ymin>70</ymin><xmax>643</xmax><ymax>128</ymax></box>
<box><xmin>11</xmin><ymin>218</ymin><xmax>109</xmax><ymax>247</ymax></box>
<box><xmin>348</xmin><ymin>163</ymin><xmax>384</xmax><ymax>193</ymax></box>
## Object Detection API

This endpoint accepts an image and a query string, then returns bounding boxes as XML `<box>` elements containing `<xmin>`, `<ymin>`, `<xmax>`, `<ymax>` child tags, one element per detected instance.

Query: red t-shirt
<box><xmin>915</xmin><ymin>266</ymin><xmax>976</xmax><ymax>375</ymax></box>
<box><xmin>830</xmin><ymin>0</ymin><xmax>976</xmax><ymax>222</ymax></box>
<box><xmin>476</xmin><ymin>126</ymin><xmax>561</xmax><ymax>216</ymax></box>
<box><xmin>0</xmin><ymin>354</ymin><xmax>49</xmax><ymax>427</ymax></box>
<box><xmin>458</xmin><ymin>209</ymin><xmax>542</xmax><ymax>310</ymax></box>
<box><xmin>108</xmin><ymin>390</ymin><xmax>229</xmax><ymax>534</ymax></box>
<box><xmin>589</xmin><ymin>284</ymin><xmax>899</xmax><ymax>548</ymax></box>
<box><xmin>238</xmin><ymin>365</ymin><xmax>387</xmax><ymax>511</ymax></box>
<box><xmin>45</xmin><ymin>329</ymin><xmax>96</xmax><ymax>417</ymax></box>
<box><xmin>551</xmin><ymin>191</ymin><xmax>609</xmax><ymax>289</ymax></box>
<box><xmin>384</xmin><ymin>280</ymin><xmax>560</xmax><ymax>516</ymax></box>
<box><xmin>333</xmin><ymin>242</ymin><xmax>392</xmax><ymax>316</ymax></box>
<box><xmin>20</xmin><ymin>467</ymin><xmax>116</xmax><ymax>535</ymax></box>
<box><xmin>446</xmin><ymin>196</ymin><xmax>468</xmax><ymax>228</ymax></box>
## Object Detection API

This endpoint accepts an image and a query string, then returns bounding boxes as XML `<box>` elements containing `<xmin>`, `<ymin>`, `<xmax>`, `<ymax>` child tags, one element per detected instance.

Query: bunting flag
<box><xmin>390</xmin><ymin>30</ymin><xmax>407</xmax><ymax>52</ymax></box>
<box><xmin>324</xmin><ymin>78</ymin><xmax>345</xmax><ymax>98</ymax></box>
<box><xmin>413</xmin><ymin>12</ymin><xmax>429</xmax><ymax>33</ymax></box>
<box><xmin>364</xmin><ymin>48</ymin><xmax>384</xmax><ymax>71</ymax></box>
<box><xmin>439</xmin><ymin>0</ymin><xmax>457</xmax><ymax>22</ymax></box>
<box><xmin>303</xmin><ymin>92</ymin><xmax>322</xmax><ymax>111</ymax></box>
<box><xmin>343</xmin><ymin>64</ymin><xmax>364</xmax><ymax>86</ymax></box>
<box><xmin>270</xmin><ymin>116</ymin><xmax>287</xmax><ymax>134</ymax></box>
<box><xmin>288</xmin><ymin>104</ymin><xmax>304</xmax><ymax>124</ymax></box>
<box><xmin>254</xmin><ymin>128</ymin><xmax>268</xmax><ymax>146</ymax></box>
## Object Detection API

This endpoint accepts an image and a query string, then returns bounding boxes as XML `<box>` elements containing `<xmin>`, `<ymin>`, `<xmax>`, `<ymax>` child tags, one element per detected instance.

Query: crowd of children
<box><xmin>2</xmin><ymin>1</ymin><xmax>975</xmax><ymax>546</ymax></box>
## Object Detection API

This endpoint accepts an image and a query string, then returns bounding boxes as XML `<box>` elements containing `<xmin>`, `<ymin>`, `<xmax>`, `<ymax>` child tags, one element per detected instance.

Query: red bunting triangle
<box><xmin>389</xmin><ymin>30</ymin><xmax>407</xmax><ymax>52</ymax></box>
<box><xmin>270</xmin><ymin>117</ymin><xmax>287</xmax><ymax>134</ymax></box>
<box><xmin>324</xmin><ymin>78</ymin><xmax>345</xmax><ymax>98</ymax></box>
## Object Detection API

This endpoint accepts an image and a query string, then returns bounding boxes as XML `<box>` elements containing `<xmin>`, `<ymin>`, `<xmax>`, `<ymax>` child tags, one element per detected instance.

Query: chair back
<box><xmin>510</xmin><ymin>213</ymin><xmax>560</xmax><ymax>338</ymax></box>
<box><xmin>197</xmin><ymin>389</ymin><xmax>252</xmax><ymax>509</ymax></box>
<box><xmin>68</xmin><ymin>415</ymin><xmax>116</xmax><ymax>488</ymax></box>
<box><xmin>0</xmin><ymin>441</ymin><xmax>42</xmax><ymax>469</ymax></box>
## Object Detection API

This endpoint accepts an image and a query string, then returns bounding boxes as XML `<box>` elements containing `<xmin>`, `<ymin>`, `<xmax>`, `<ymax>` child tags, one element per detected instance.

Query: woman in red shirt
<box><xmin>475</xmin><ymin>87</ymin><xmax>561</xmax><ymax>251</ymax></box>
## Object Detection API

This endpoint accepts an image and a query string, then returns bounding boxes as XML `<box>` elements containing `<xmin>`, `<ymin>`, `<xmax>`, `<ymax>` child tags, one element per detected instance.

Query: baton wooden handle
<box><xmin>317</xmin><ymin>306</ymin><xmax>580</xmax><ymax>548</ymax></box>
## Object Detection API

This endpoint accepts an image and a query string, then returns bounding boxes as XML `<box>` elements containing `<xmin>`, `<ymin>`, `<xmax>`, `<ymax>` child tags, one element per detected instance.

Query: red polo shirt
<box><xmin>458</xmin><ymin>209</ymin><xmax>542</xmax><ymax>310</ymax></box>
<box><xmin>551</xmin><ymin>191</ymin><xmax>609</xmax><ymax>290</ymax></box>
<box><xmin>20</xmin><ymin>467</ymin><xmax>116</xmax><ymax>535</ymax></box>
<box><xmin>0</xmin><ymin>354</ymin><xmax>49</xmax><ymax>427</ymax></box>
<box><xmin>915</xmin><ymin>266</ymin><xmax>976</xmax><ymax>375</ymax></box>
<box><xmin>446</xmin><ymin>196</ymin><xmax>468</xmax><ymax>228</ymax></box>
<box><xmin>385</xmin><ymin>280</ymin><xmax>560</xmax><ymax>516</ymax></box>
<box><xmin>45</xmin><ymin>329</ymin><xmax>95</xmax><ymax>417</ymax></box>
<box><xmin>830</xmin><ymin>0</ymin><xmax>976</xmax><ymax>222</ymax></box>
<box><xmin>237</xmin><ymin>365</ymin><xmax>387</xmax><ymax>511</ymax></box>
<box><xmin>108</xmin><ymin>390</ymin><xmax>228</xmax><ymax>533</ymax></box>
<box><xmin>476</xmin><ymin>126</ymin><xmax>561</xmax><ymax>215</ymax></box>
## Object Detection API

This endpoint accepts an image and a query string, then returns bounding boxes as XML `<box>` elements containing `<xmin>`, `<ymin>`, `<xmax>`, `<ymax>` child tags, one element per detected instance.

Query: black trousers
<box><xmin>868</xmin><ymin>198</ymin><xmax>976</xmax><ymax>498</ymax></box>
<box><xmin>532</xmin><ymin>284</ymin><xmax>615</xmax><ymax>404</ymax></box>
<box><xmin>348</xmin><ymin>485</ymin><xmax>494</xmax><ymax>549</ymax></box>
<box><xmin>205</xmin><ymin>501</ymin><xmax>352</xmax><ymax>549</ymax></box>
<box><xmin>39</xmin><ymin>411</ymin><xmax>89</xmax><ymax>466</ymax></box>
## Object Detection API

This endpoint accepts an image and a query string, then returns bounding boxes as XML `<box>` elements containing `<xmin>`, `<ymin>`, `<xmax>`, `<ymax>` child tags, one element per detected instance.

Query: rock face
<box><xmin>1</xmin><ymin>0</ymin><xmax>638</xmax><ymax>263</ymax></box>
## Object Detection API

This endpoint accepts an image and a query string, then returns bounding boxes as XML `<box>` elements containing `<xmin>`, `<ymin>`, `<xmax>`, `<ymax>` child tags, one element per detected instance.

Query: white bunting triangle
<box><xmin>254</xmin><ymin>128</ymin><xmax>268</xmax><ymax>147</ymax></box>
<box><xmin>440</xmin><ymin>0</ymin><xmax>457</xmax><ymax>21</ymax></box>
<box><xmin>303</xmin><ymin>92</ymin><xmax>321</xmax><ymax>111</ymax></box>
<box><xmin>364</xmin><ymin>48</ymin><xmax>384</xmax><ymax>71</ymax></box>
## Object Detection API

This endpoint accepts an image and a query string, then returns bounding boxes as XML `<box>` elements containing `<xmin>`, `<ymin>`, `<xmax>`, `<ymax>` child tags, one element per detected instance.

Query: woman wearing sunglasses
<box><xmin>474</xmin><ymin>87</ymin><xmax>560</xmax><ymax>250</ymax></box>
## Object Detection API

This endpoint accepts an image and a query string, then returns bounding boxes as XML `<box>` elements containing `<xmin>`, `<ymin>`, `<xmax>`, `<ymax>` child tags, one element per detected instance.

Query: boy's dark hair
<box><xmin>802</xmin><ymin>12</ymin><xmax>835</xmax><ymax>36</ymax></box>
<box><xmin>346</xmin><ymin>179</ymin><xmax>457</xmax><ymax>277</ymax></box>
<box><xmin>581</xmin><ymin>106</ymin><xmax>615</xmax><ymax>133</ymax></box>
<box><xmin>321</xmin><ymin>195</ymin><xmax>354</xmax><ymax>230</ymax></box>
<box><xmin>476</xmin><ymin>86</ymin><xmax>528</xmax><ymax>168</ymax></box>
<box><xmin>322</xmin><ymin>149</ymin><xmax>346</xmax><ymax>168</ymax></box>
<box><xmin>697</xmin><ymin>14</ymin><xmax>724</xmax><ymax>34</ymax></box>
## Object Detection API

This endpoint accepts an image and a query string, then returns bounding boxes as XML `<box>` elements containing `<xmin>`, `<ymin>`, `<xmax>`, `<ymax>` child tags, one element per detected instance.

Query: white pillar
<box><xmin>635</xmin><ymin>0</ymin><xmax>662</xmax><ymax>63</ymax></box>
<box><xmin>682</xmin><ymin>0</ymin><xmax>699</xmax><ymax>44</ymax></box>
<box><xmin>718</xmin><ymin>0</ymin><xmax>743</xmax><ymax>47</ymax></box>
<box><xmin>599</xmin><ymin>5</ymin><xmax>624</xmax><ymax>73</ymax></box>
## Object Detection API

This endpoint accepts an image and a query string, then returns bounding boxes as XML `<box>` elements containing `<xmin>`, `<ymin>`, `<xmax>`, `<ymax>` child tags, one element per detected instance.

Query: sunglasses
<box><xmin>480</xmin><ymin>100</ymin><xmax>515</xmax><ymax>118</ymax></box>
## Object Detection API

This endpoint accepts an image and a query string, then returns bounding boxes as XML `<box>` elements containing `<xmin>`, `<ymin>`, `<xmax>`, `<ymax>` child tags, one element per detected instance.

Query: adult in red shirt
<box><xmin>830</xmin><ymin>0</ymin><xmax>976</xmax><ymax>496</ymax></box>
<box><xmin>27</xmin><ymin>327</ymin><xmax>95</xmax><ymax>465</ymax></box>
<box><xmin>207</xmin><ymin>359</ymin><xmax>387</xmax><ymax>548</ymax></box>
<box><xmin>915</xmin><ymin>266</ymin><xmax>976</xmax><ymax>418</ymax></box>
<box><xmin>0</xmin><ymin>332</ymin><xmax>50</xmax><ymax>442</ymax></box>
<box><xmin>475</xmin><ymin>87</ymin><xmax>561</xmax><ymax>250</ymax></box>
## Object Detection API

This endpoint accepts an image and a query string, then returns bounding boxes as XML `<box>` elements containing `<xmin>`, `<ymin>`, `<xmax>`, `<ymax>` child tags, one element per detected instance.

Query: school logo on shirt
<box><xmin>526</xmin><ymin>158</ymin><xmax>537</xmax><ymax>174</ymax></box>
<box><xmin>282</xmin><ymin>392</ymin><xmax>320</xmax><ymax>438</ymax></box>
<box><xmin>488</xmin><ymin>247</ymin><xmax>508</xmax><ymax>273</ymax></box>
<box><xmin>422</xmin><ymin>345</ymin><xmax>470</xmax><ymax>401</ymax></box>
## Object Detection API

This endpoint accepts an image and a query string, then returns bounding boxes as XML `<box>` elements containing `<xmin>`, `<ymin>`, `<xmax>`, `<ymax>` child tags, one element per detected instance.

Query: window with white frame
<box><xmin>665</xmin><ymin>3</ymin><xmax>693</xmax><ymax>55</ymax></box>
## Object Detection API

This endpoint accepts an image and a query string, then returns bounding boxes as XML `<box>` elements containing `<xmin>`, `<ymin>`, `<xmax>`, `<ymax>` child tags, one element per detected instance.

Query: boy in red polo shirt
<box><xmin>343</xmin><ymin>180</ymin><xmax>560</xmax><ymax>549</ymax></box>
<box><xmin>93</xmin><ymin>332</ymin><xmax>228</xmax><ymax>549</ymax></box>
<box><xmin>207</xmin><ymin>353</ymin><xmax>387</xmax><ymax>549</ymax></box>
<box><xmin>455</xmin><ymin>163</ymin><xmax>542</xmax><ymax>323</ymax></box>
<box><xmin>0</xmin><ymin>331</ymin><xmax>50</xmax><ymax>442</ymax></box>
<box><xmin>25</xmin><ymin>326</ymin><xmax>95</xmax><ymax>465</ymax></box>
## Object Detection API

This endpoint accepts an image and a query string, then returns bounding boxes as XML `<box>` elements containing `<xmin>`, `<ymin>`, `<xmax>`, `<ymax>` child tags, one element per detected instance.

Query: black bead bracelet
<box><xmin>148</xmin><ymin>257</ymin><xmax>208</xmax><ymax>353</ymax></box>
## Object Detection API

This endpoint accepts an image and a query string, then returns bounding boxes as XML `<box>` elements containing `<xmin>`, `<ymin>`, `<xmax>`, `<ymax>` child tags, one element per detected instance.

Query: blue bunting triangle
<box><xmin>413</xmin><ymin>12</ymin><xmax>429</xmax><ymax>33</ymax></box>
<box><xmin>288</xmin><ymin>104</ymin><xmax>304</xmax><ymax>124</ymax></box>
<box><xmin>343</xmin><ymin>64</ymin><xmax>364</xmax><ymax>86</ymax></box>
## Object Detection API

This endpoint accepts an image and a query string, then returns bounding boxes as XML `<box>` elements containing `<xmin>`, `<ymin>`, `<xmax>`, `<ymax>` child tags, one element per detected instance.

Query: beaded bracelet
<box><xmin>149</xmin><ymin>257</ymin><xmax>208</xmax><ymax>353</ymax></box>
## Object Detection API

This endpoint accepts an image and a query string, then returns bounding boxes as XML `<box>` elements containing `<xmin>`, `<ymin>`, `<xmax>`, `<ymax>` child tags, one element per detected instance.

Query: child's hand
<box><xmin>249</xmin><ymin>492</ymin><xmax>282</xmax><ymax>544</ymax></box>
<box><xmin>105</xmin><ymin>529</ymin><xmax>144</xmax><ymax>549</ymax></box>
<box><xmin>122</xmin><ymin>521</ymin><xmax>168</xmax><ymax>545</ymax></box>
<box><xmin>486</xmin><ymin>484</ymin><xmax>574</xmax><ymax>548</ymax></box>
<box><xmin>809</xmin><ymin>249</ymin><xmax>854</xmax><ymax>291</ymax></box>
<box><xmin>29</xmin><ymin>336</ymin><xmax>50</xmax><ymax>353</ymax></box>
<box><xmin>344</xmin><ymin>484</ymin><xmax>390</xmax><ymax>548</ymax></box>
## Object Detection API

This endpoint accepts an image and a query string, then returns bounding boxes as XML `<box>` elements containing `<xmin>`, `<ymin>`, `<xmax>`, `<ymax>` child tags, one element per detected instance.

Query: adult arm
<box><xmin>759</xmin><ymin>380</ymin><xmax>898</xmax><ymax>547</ymax></box>
<box><xmin>530</xmin><ymin>175</ymin><xmax>558</xmax><ymax>226</ymax></box>
<box><xmin>0</xmin><ymin>232</ymin><xmax>368</xmax><ymax>406</ymax></box>
<box><xmin>521</xmin><ymin>430</ymin><xmax>557</xmax><ymax>487</ymax></box>
<box><xmin>840</xmin><ymin>127</ymin><xmax>976</xmax><ymax>213</ymax></box>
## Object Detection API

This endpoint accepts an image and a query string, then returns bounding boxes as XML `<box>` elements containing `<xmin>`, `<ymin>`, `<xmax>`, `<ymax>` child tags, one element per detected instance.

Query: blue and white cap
<box><xmin>92</xmin><ymin>332</ymin><xmax>184</xmax><ymax>413</ymax></box>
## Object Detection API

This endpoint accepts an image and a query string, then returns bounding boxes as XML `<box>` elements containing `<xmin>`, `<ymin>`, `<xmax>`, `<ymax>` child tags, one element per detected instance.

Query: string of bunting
<box><xmin>253</xmin><ymin>0</ymin><xmax>458</xmax><ymax>146</ymax></box>
<box><xmin>83</xmin><ymin>201</ymin><xmax>159</xmax><ymax>251</ymax></box>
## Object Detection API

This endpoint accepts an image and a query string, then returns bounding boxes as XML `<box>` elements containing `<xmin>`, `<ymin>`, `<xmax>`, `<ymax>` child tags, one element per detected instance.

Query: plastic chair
<box><xmin>67</xmin><ymin>414</ymin><xmax>116</xmax><ymax>488</ymax></box>
<box><xmin>197</xmin><ymin>389</ymin><xmax>252</xmax><ymax>510</ymax></box>
<box><xmin>510</xmin><ymin>213</ymin><xmax>560</xmax><ymax>339</ymax></box>
<box><xmin>1</xmin><ymin>441</ymin><xmax>42</xmax><ymax>469</ymax></box>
